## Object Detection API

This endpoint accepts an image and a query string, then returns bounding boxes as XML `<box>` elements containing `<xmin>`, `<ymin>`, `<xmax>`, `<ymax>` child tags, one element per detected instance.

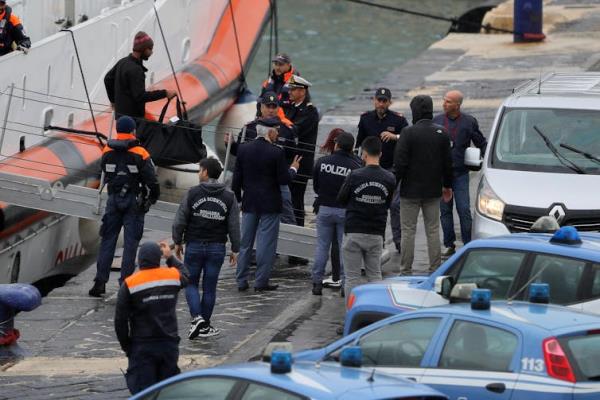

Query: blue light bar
<box><xmin>270</xmin><ymin>351</ymin><xmax>292</xmax><ymax>374</ymax></box>
<box><xmin>471</xmin><ymin>288</ymin><xmax>491</xmax><ymax>310</ymax></box>
<box><xmin>550</xmin><ymin>226</ymin><xmax>582</xmax><ymax>245</ymax></box>
<box><xmin>529</xmin><ymin>283</ymin><xmax>550</xmax><ymax>304</ymax></box>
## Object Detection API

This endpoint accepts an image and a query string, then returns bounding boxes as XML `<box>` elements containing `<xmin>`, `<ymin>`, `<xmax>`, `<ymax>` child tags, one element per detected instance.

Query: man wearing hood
<box><xmin>115</xmin><ymin>241</ymin><xmax>186</xmax><ymax>395</ymax></box>
<box><xmin>172</xmin><ymin>157</ymin><xmax>240</xmax><ymax>340</ymax></box>
<box><xmin>393</xmin><ymin>95</ymin><xmax>453</xmax><ymax>274</ymax></box>
<box><xmin>89</xmin><ymin>116</ymin><xmax>160</xmax><ymax>297</ymax></box>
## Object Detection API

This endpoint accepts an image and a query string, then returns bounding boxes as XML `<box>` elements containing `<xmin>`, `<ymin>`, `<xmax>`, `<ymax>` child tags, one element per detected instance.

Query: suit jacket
<box><xmin>232</xmin><ymin>137</ymin><xmax>291</xmax><ymax>214</ymax></box>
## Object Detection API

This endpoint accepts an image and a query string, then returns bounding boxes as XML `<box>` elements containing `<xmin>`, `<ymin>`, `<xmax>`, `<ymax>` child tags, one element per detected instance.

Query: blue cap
<box><xmin>340</xmin><ymin>346</ymin><xmax>363</xmax><ymax>368</ymax></box>
<box><xmin>116</xmin><ymin>116</ymin><xmax>136</xmax><ymax>133</ymax></box>
<box><xmin>471</xmin><ymin>288</ymin><xmax>491</xmax><ymax>310</ymax></box>
<box><xmin>550</xmin><ymin>226</ymin><xmax>582</xmax><ymax>245</ymax></box>
<box><xmin>529</xmin><ymin>283</ymin><xmax>550</xmax><ymax>304</ymax></box>
<box><xmin>137</xmin><ymin>242</ymin><xmax>162</xmax><ymax>268</ymax></box>
<box><xmin>270</xmin><ymin>351</ymin><xmax>292</xmax><ymax>374</ymax></box>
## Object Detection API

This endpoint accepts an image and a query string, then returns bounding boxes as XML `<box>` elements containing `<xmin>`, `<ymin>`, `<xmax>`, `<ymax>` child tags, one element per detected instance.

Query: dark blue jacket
<box><xmin>432</xmin><ymin>112</ymin><xmax>487</xmax><ymax>176</ymax></box>
<box><xmin>337</xmin><ymin>165</ymin><xmax>396</xmax><ymax>237</ymax></box>
<box><xmin>313</xmin><ymin>150</ymin><xmax>363</xmax><ymax>208</ymax></box>
<box><xmin>232</xmin><ymin>137</ymin><xmax>291</xmax><ymax>215</ymax></box>
<box><xmin>229</xmin><ymin>118</ymin><xmax>297</xmax><ymax>164</ymax></box>
<box><xmin>283</xmin><ymin>99</ymin><xmax>319</xmax><ymax>179</ymax></box>
<box><xmin>357</xmin><ymin>110</ymin><xmax>408</xmax><ymax>170</ymax></box>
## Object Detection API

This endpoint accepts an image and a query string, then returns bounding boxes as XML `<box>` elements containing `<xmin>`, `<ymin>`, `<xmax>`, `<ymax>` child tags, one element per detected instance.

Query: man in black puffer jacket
<box><xmin>393</xmin><ymin>95</ymin><xmax>453</xmax><ymax>275</ymax></box>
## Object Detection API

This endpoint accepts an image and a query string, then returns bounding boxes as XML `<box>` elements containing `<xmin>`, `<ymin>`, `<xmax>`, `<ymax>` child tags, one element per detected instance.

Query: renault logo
<box><xmin>548</xmin><ymin>204</ymin><xmax>566</xmax><ymax>223</ymax></box>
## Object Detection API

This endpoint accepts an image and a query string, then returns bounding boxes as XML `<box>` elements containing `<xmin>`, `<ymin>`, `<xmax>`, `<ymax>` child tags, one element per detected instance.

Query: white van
<box><xmin>468</xmin><ymin>73</ymin><xmax>600</xmax><ymax>238</ymax></box>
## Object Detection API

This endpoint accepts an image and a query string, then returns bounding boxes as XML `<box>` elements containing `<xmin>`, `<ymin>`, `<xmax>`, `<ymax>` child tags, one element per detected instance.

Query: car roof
<box><xmin>411</xmin><ymin>301</ymin><xmax>600</xmax><ymax>334</ymax></box>
<box><xmin>465</xmin><ymin>232</ymin><xmax>600</xmax><ymax>262</ymax></box>
<box><xmin>149</xmin><ymin>360</ymin><xmax>444</xmax><ymax>399</ymax></box>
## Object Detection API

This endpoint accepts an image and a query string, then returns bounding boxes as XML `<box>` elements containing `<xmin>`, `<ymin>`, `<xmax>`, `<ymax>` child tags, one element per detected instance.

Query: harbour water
<box><xmin>245</xmin><ymin>0</ymin><xmax>487</xmax><ymax>112</ymax></box>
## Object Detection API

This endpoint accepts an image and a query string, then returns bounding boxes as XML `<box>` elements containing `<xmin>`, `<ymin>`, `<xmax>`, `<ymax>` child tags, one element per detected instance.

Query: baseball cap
<box><xmin>272</xmin><ymin>53</ymin><xmax>291</xmax><ymax>64</ymax></box>
<box><xmin>260</xmin><ymin>91</ymin><xmax>278</xmax><ymax>106</ymax></box>
<box><xmin>375</xmin><ymin>88</ymin><xmax>392</xmax><ymax>101</ymax></box>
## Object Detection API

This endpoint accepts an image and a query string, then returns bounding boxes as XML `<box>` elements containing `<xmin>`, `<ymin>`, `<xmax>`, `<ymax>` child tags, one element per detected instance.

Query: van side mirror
<box><xmin>435</xmin><ymin>276</ymin><xmax>454</xmax><ymax>299</ymax></box>
<box><xmin>449</xmin><ymin>283</ymin><xmax>478</xmax><ymax>303</ymax></box>
<box><xmin>464</xmin><ymin>147</ymin><xmax>482</xmax><ymax>171</ymax></box>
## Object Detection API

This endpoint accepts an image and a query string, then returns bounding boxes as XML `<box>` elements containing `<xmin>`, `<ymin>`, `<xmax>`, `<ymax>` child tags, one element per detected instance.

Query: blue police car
<box><xmin>345</xmin><ymin>227</ymin><xmax>600</xmax><ymax>335</ymax></box>
<box><xmin>296</xmin><ymin>286</ymin><xmax>600</xmax><ymax>400</ymax></box>
<box><xmin>129</xmin><ymin>356</ymin><xmax>448</xmax><ymax>400</ymax></box>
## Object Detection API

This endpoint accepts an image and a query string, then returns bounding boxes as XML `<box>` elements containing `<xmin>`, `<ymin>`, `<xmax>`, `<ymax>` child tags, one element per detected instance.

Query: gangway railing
<box><xmin>0</xmin><ymin>171</ymin><xmax>317</xmax><ymax>260</ymax></box>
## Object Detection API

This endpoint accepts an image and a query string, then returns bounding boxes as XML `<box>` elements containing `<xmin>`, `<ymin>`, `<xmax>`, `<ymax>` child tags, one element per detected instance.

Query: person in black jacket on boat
<box><xmin>104</xmin><ymin>31</ymin><xmax>176</xmax><ymax>120</ymax></box>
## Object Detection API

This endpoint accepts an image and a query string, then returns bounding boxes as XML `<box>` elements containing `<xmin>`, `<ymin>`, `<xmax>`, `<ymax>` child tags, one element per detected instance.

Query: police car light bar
<box><xmin>550</xmin><ymin>226</ymin><xmax>582</xmax><ymax>245</ymax></box>
<box><xmin>530</xmin><ymin>283</ymin><xmax>550</xmax><ymax>304</ymax></box>
<box><xmin>471</xmin><ymin>288</ymin><xmax>492</xmax><ymax>310</ymax></box>
<box><xmin>271</xmin><ymin>351</ymin><xmax>293</xmax><ymax>374</ymax></box>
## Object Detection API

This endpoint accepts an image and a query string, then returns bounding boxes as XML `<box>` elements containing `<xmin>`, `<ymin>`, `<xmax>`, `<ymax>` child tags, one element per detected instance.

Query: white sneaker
<box><xmin>322</xmin><ymin>276</ymin><xmax>341</xmax><ymax>288</ymax></box>
<box><xmin>188</xmin><ymin>316</ymin><xmax>206</xmax><ymax>340</ymax></box>
<box><xmin>197</xmin><ymin>325</ymin><xmax>220</xmax><ymax>338</ymax></box>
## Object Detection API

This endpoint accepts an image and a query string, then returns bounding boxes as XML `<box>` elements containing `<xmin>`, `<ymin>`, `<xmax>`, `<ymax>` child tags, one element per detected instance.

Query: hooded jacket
<box><xmin>114</xmin><ymin>243</ymin><xmax>186</xmax><ymax>353</ymax></box>
<box><xmin>393</xmin><ymin>95</ymin><xmax>453</xmax><ymax>199</ymax></box>
<box><xmin>101</xmin><ymin>133</ymin><xmax>160</xmax><ymax>201</ymax></box>
<box><xmin>172</xmin><ymin>181</ymin><xmax>240</xmax><ymax>252</ymax></box>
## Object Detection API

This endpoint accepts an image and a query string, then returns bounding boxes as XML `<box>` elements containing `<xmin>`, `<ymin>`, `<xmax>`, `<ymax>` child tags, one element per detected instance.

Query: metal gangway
<box><xmin>0</xmin><ymin>171</ymin><xmax>317</xmax><ymax>260</ymax></box>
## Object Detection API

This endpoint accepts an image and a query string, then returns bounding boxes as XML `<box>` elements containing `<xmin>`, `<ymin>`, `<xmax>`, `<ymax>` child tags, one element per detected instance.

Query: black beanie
<box><xmin>137</xmin><ymin>242</ymin><xmax>162</xmax><ymax>269</ymax></box>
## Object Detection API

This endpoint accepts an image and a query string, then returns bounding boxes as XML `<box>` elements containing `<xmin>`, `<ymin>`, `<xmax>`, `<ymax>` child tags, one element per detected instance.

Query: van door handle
<box><xmin>486</xmin><ymin>382</ymin><xmax>506</xmax><ymax>393</ymax></box>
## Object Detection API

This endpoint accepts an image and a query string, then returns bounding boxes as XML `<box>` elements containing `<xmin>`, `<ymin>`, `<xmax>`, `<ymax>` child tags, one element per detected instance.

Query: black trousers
<box><xmin>290</xmin><ymin>175</ymin><xmax>309</xmax><ymax>227</ymax></box>
<box><xmin>126</xmin><ymin>340</ymin><xmax>180</xmax><ymax>395</ymax></box>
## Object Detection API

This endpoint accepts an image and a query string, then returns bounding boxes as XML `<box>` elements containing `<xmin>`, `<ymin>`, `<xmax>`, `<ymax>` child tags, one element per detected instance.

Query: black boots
<box><xmin>88</xmin><ymin>281</ymin><xmax>106</xmax><ymax>297</ymax></box>
<box><xmin>312</xmin><ymin>283</ymin><xmax>323</xmax><ymax>296</ymax></box>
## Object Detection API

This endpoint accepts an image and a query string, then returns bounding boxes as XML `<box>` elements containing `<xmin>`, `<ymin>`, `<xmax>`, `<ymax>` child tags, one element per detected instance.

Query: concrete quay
<box><xmin>4</xmin><ymin>1</ymin><xmax>600</xmax><ymax>398</ymax></box>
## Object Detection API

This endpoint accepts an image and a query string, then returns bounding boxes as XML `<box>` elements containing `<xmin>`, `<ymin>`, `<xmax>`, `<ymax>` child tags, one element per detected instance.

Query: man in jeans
<box><xmin>433</xmin><ymin>90</ymin><xmax>487</xmax><ymax>256</ymax></box>
<box><xmin>394</xmin><ymin>95</ymin><xmax>453</xmax><ymax>274</ymax></box>
<box><xmin>337</xmin><ymin>136</ymin><xmax>396</xmax><ymax>296</ymax></box>
<box><xmin>172</xmin><ymin>158</ymin><xmax>240</xmax><ymax>339</ymax></box>
<box><xmin>312</xmin><ymin>132</ymin><xmax>362</xmax><ymax>296</ymax></box>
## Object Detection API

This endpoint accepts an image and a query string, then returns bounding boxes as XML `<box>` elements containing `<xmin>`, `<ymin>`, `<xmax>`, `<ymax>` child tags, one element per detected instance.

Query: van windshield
<box><xmin>492</xmin><ymin>108</ymin><xmax>600</xmax><ymax>174</ymax></box>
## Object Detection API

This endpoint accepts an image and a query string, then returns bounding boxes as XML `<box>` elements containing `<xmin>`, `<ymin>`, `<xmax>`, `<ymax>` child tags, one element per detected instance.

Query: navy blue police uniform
<box><xmin>89</xmin><ymin>117</ymin><xmax>160</xmax><ymax>297</ymax></box>
<box><xmin>357</xmin><ymin>109</ymin><xmax>408</xmax><ymax>170</ymax></box>
<box><xmin>283</xmin><ymin>97</ymin><xmax>319</xmax><ymax>226</ymax></box>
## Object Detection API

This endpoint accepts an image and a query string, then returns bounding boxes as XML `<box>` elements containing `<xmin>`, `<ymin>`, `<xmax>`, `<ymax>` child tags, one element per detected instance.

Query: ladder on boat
<box><xmin>0</xmin><ymin>171</ymin><xmax>317</xmax><ymax>259</ymax></box>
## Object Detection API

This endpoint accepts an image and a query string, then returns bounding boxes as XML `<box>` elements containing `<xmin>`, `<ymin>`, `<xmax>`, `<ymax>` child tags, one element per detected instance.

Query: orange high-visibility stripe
<box><xmin>125</xmin><ymin>267</ymin><xmax>180</xmax><ymax>290</ymax></box>
<box><xmin>128</xmin><ymin>146</ymin><xmax>150</xmax><ymax>160</ymax></box>
<box><xmin>116</xmin><ymin>133</ymin><xmax>136</xmax><ymax>140</ymax></box>
<box><xmin>277</xmin><ymin>108</ymin><xmax>293</xmax><ymax>128</ymax></box>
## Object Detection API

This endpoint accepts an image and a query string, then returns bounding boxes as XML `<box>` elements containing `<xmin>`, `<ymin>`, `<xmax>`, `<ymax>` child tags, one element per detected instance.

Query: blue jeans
<box><xmin>389</xmin><ymin>181</ymin><xmax>401</xmax><ymax>246</ymax></box>
<box><xmin>313</xmin><ymin>206</ymin><xmax>345</xmax><ymax>284</ymax></box>
<box><xmin>440</xmin><ymin>172</ymin><xmax>472</xmax><ymax>248</ymax></box>
<box><xmin>236</xmin><ymin>212</ymin><xmax>280</xmax><ymax>288</ymax></box>
<box><xmin>280</xmin><ymin>185</ymin><xmax>296</xmax><ymax>224</ymax></box>
<box><xmin>95</xmin><ymin>194</ymin><xmax>144</xmax><ymax>284</ymax></box>
<box><xmin>183</xmin><ymin>241</ymin><xmax>226</xmax><ymax>322</ymax></box>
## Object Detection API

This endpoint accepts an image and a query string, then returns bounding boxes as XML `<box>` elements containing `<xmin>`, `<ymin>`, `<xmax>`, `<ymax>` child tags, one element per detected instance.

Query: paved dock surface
<box><xmin>4</xmin><ymin>1</ymin><xmax>600</xmax><ymax>398</ymax></box>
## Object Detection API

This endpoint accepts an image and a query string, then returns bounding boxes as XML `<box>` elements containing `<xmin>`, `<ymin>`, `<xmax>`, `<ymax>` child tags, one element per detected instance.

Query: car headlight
<box><xmin>477</xmin><ymin>177</ymin><xmax>505</xmax><ymax>221</ymax></box>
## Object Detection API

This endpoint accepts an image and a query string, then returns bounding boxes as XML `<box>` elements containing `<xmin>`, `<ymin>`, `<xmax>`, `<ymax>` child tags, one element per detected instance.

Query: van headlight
<box><xmin>477</xmin><ymin>177</ymin><xmax>505</xmax><ymax>221</ymax></box>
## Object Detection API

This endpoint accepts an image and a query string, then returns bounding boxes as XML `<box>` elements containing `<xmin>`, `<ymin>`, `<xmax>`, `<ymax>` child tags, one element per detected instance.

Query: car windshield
<box><xmin>561</xmin><ymin>332</ymin><xmax>600</xmax><ymax>381</ymax></box>
<box><xmin>492</xmin><ymin>108</ymin><xmax>600</xmax><ymax>174</ymax></box>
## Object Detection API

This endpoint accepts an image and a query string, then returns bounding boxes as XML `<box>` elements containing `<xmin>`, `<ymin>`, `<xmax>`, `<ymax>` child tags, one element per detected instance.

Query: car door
<box><xmin>423</xmin><ymin>318</ymin><xmax>522</xmax><ymax>400</ymax></box>
<box><xmin>353</xmin><ymin>315</ymin><xmax>449</xmax><ymax>382</ymax></box>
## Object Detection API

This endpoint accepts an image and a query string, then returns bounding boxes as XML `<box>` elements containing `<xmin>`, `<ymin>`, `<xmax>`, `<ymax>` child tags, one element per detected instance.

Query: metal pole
<box><xmin>0</xmin><ymin>84</ymin><xmax>15</xmax><ymax>155</ymax></box>
<box><xmin>220</xmin><ymin>126</ymin><xmax>243</xmax><ymax>183</ymax></box>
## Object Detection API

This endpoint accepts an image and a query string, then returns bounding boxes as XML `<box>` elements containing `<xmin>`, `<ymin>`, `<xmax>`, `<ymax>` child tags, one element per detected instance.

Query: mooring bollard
<box><xmin>514</xmin><ymin>0</ymin><xmax>546</xmax><ymax>42</ymax></box>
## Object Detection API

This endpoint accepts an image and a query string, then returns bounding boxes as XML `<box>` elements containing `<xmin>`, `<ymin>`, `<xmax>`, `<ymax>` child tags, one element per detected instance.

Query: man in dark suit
<box><xmin>232</xmin><ymin>118</ymin><xmax>300</xmax><ymax>292</ymax></box>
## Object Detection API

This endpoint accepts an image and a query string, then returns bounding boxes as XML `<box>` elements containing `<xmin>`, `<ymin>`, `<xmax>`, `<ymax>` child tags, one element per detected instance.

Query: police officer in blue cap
<box><xmin>89</xmin><ymin>116</ymin><xmax>160</xmax><ymax>297</ymax></box>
